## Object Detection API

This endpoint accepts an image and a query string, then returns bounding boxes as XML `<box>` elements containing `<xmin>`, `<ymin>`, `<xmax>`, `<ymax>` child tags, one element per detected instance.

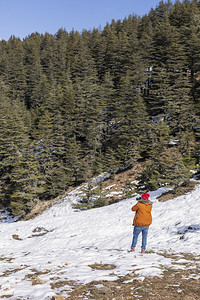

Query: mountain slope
<box><xmin>0</xmin><ymin>182</ymin><xmax>200</xmax><ymax>299</ymax></box>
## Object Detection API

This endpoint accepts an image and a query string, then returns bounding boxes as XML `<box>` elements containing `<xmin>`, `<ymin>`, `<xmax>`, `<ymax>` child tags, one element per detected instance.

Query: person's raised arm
<box><xmin>131</xmin><ymin>203</ymin><xmax>138</xmax><ymax>211</ymax></box>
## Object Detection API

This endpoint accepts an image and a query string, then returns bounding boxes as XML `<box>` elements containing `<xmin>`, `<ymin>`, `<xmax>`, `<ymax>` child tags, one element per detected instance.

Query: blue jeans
<box><xmin>131</xmin><ymin>226</ymin><xmax>149</xmax><ymax>250</ymax></box>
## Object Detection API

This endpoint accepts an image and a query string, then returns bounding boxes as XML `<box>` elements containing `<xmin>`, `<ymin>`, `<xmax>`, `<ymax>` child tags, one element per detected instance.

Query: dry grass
<box><xmin>57</xmin><ymin>252</ymin><xmax>200</xmax><ymax>300</ymax></box>
<box><xmin>0</xmin><ymin>252</ymin><xmax>199</xmax><ymax>299</ymax></box>
<box><xmin>88</xmin><ymin>263</ymin><xmax>116</xmax><ymax>270</ymax></box>
<box><xmin>21</xmin><ymin>164</ymin><xmax>145</xmax><ymax>220</ymax></box>
<box><xmin>158</xmin><ymin>181</ymin><xmax>198</xmax><ymax>202</ymax></box>
<box><xmin>21</xmin><ymin>193</ymin><xmax>68</xmax><ymax>221</ymax></box>
<box><xmin>19</xmin><ymin>163</ymin><xmax>198</xmax><ymax>221</ymax></box>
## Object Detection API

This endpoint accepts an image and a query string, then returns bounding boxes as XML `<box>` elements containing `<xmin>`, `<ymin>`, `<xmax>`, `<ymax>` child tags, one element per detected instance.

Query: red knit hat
<box><xmin>141</xmin><ymin>192</ymin><xmax>150</xmax><ymax>199</ymax></box>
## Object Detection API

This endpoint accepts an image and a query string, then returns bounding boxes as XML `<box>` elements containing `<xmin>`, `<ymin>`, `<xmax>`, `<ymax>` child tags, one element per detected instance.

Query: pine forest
<box><xmin>0</xmin><ymin>0</ymin><xmax>200</xmax><ymax>216</ymax></box>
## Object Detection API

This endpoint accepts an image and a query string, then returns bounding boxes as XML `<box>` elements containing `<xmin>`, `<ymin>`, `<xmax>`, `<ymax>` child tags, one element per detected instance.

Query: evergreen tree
<box><xmin>71</xmin><ymin>38</ymin><xmax>103</xmax><ymax>174</ymax></box>
<box><xmin>0</xmin><ymin>1</ymin><xmax>199</xmax><ymax>214</ymax></box>
<box><xmin>1</xmin><ymin>36</ymin><xmax>26</xmax><ymax>102</ymax></box>
<box><xmin>0</xmin><ymin>88</ymin><xmax>41</xmax><ymax>215</ymax></box>
<box><xmin>23</xmin><ymin>33</ymin><xmax>43</xmax><ymax>110</ymax></box>
<box><xmin>137</xmin><ymin>147</ymin><xmax>191</xmax><ymax>191</ymax></box>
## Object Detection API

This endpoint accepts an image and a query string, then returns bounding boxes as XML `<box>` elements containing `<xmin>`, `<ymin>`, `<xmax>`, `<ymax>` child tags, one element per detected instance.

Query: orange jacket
<box><xmin>132</xmin><ymin>200</ymin><xmax>152</xmax><ymax>227</ymax></box>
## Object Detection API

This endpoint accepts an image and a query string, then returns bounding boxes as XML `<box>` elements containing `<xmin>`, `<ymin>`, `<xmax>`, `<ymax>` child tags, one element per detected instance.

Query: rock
<box><xmin>32</xmin><ymin>276</ymin><xmax>46</xmax><ymax>285</ymax></box>
<box><xmin>12</xmin><ymin>234</ymin><xmax>22</xmax><ymax>240</ymax></box>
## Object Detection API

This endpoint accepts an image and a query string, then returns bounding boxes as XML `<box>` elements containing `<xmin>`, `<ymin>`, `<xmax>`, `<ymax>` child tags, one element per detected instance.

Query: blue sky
<box><xmin>1</xmin><ymin>0</ymin><xmax>172</xmax><ymax>41</ymax></box>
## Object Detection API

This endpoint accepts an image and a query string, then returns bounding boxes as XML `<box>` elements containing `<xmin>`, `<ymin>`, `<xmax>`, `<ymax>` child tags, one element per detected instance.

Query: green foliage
<box><xmin>0</xmin><ymin>0</ymin><xmax>200</xmax><ymax>215</ymax></box>
<box><xmin>73</xmin><ymin>182</ymin><xmax>107</xmax><ymax>210</ymax></box>
<box><xmin>137</xmin><ymin>148</ymin><xmax>191</xmax><ymax>190</ymax></box>
<box><xmin>122</xmin><ymin>180</ymin><xmax>136</xmax><ymax>198</ymax></box>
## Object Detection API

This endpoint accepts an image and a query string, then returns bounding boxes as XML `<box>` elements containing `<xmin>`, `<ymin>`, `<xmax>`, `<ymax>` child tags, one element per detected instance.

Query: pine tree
<box><xmin>157</xmin><ymin>147</ymin><xmax>191</xmax><ymax>187</ymax></box>
<box><xmin>98</xmin><ymin>71</ymin><xmax>116</xmax><ymax>153</ymax></box>
<box><xmin>146</xmin><ymin>11</ymin><xmax>175</xmax><ymax>116</ymax></box>
<box><xmin>0</xmin><ymin>1</ymin><xmax>199</xmax><ymax>213</ymax></box>
<box><xmin>23</xmin><ymin>33</ymin><xmax>44</xmax><ymax>110</ymax></box>
<box><xmin>137</xmin><ymin>147</ymin><xmax>191</xmax><ymax>191</ymax></box>
<box><xmin>40</xmin><ymin>32</ymin><xmax>57</xmax><ymax>83</ymax></box>
<box><xmin>71</xmin><ymin>38</ymin><xmax>103</xmax><ymax>175</ymax></box>
<box><xmin>0</xmin><ymin>88</ymin><xmax>42</xmax><ymax>215</ymax></box>
<box><xmin>101</xmin><ymin>22</ymin><xmax>119</xmax><ymax>80</ymax></box>
<box><xmin>0</xmin><ymin>37</ymin><xmax>26</xmax><ymax>104</ymax></box>
<box><xmin>114</xmin><ymin>69</ymin><xmax>151</xmax><ymax>165</ymax></box>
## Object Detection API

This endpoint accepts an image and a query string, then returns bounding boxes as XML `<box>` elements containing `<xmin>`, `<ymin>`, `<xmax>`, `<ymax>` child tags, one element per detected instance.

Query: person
<box><xmin>130</xmin><ymin>192</ymin><xmax>152</xmax><ymax>253</ymax></box>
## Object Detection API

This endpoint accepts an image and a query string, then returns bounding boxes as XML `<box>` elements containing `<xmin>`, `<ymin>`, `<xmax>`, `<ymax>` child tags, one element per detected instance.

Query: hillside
<box><xmin>19</xmin><ymin>164</ymin><xmax>198</xmax><ymax>221</ymax></box>
<box><xmin>0</xmin><ymin>0</ymin><xmax>200</xmax><ymax>217</ymax></box>
<box><xmin>0</xmin><ymin>177</ymin><xmax>199</xmax><ymax>299</ymax></box>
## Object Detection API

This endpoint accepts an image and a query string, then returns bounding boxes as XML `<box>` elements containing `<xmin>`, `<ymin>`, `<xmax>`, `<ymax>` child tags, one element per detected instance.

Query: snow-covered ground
<box><xmin>0</xmin><ymin>183</ymin><xmax>200</xmax><ymax>299</ymax></box>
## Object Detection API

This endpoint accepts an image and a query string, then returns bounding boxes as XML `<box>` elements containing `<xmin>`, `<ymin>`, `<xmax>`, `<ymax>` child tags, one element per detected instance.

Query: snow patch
<box><xmin>0</xmin><ymin>182</ymin><xmax>200</xmax><ymax>299</ymax></box>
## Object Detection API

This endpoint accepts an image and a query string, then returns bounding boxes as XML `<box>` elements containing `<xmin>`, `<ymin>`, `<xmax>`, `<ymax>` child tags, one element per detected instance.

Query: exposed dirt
<box><xmin>1</xmin><ymin>168</ymin><xmax>199</xmax><ymax>299</ymax></box>
<box><xmin>88</xmin><ymin>263</ymin><xmax>116</xmax><ymax>270</ymax></box>
<box><xmin>0</xmin><ymin>252</ymin><xmax>199</xmax><ymax>299</ymax></box>
<box><xmin>158</xmin><ymin>181</ymin><xmax>198</xmax><ymax>202</ymax></box>
<box><xmin>53</xmin><ymin>253</ymin><xmax>200</xmax><ymax>300</ymax></box>
<box><xmin>101</xmin><ymin>164</ymin><xmax>145</xmax><ymax>204</ymax></box>
<box><xmin>20</xmin><ymin>164</ymin><xmax>145</xmax><ymax>220</ymax></box>
<box><xmin>21</xmin><ymin>164</ymin><xmax>198</xmax><ymax>220</ymax></box>
<box><xmin>21</xmin><ymin>193</ymin><xmax>68</xmax><ymax>221</ymax></box>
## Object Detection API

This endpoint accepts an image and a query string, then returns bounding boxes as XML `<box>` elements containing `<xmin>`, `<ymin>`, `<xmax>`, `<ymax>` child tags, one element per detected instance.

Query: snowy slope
<box><xmin>0</xmin><ymin>183</ymin><xmax>200</xmax><ymax>299</ymax></box>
